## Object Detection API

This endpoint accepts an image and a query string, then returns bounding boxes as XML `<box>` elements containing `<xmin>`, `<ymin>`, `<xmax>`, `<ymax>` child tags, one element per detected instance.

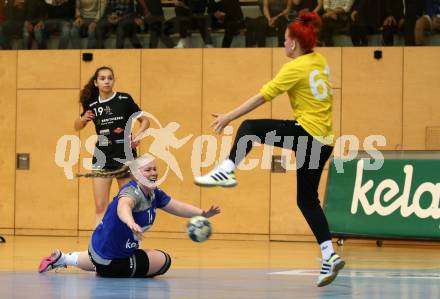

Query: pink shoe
<box><xmin>38</xmin><ymin>249</ymin><xmax>65</xmax><ymax>273</ymax></box>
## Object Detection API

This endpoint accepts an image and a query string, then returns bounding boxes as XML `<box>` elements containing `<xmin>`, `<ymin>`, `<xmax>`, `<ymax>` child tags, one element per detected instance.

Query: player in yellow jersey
<box><xmin>194</xmin><ymin>11</ymin><xmax>345</xmax><ymax>287</ymax></box>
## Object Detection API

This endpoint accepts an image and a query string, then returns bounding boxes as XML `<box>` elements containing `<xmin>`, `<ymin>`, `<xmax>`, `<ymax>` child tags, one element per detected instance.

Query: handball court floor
<box><xmin>0</xmin><ymin>236</ymin><xmax>439</xmax><ymax>299</ymax></box>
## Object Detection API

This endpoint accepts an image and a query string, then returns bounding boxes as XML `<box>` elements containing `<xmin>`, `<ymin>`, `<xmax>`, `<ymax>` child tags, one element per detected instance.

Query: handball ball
<box><xmin>187</xmin><ymin>216</ymin><xmax>212</xmax><ymax>243</ymax></box>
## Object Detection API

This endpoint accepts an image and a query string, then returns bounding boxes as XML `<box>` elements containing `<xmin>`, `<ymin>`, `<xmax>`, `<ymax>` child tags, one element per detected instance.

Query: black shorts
<box><xmin>89</xmin><ymin>249</ymin><xmax>149</xmax><ymax>278</ymax></box>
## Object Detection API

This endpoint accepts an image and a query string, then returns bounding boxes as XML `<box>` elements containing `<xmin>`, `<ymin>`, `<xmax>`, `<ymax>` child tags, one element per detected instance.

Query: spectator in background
<box><xmin>290</xmin><ymin>0</ymin><xmax>323</xmax><ymax>19</ymax></box>
<box><xmin>23</xmin><ymin>0</ymin><xmax>47</xmax><ymax>48</ymax></box>
<box><xmin>403</xmin><ymin>0</ymin><xmax>424</xmax><ymax>45</ymax></box>
<box><xmin>245</xmin><ymin>0</ymin><xmax>292</xmax><ymax>47</ymax></box>
<box><xmin>171</xmin><ymin>0</ymin><xmax>214</xmax><ymax>48</ymax></box>
<box><xmin>0</xmin><ymin>0</ymin><xmax>27</xmax><ymax>49</ymax></box>
<box><xmin>70</xmin><ymin>0</ymin><xmax>106</xmax><ymax>49</ymax></box>
<box><xmin>379</xmin><ymin>0</ymin><xmax>404</xmax><ymax>46</ymax></box>
<box><xmin>208</xmin><ymin>0</ymin><xmax>244</xmax><ymax>48</ymax></box>
<box><xmin>318</xmin><ymin>0</ymin><xmax>354</xmax><ymax>46</ymax></box>
<box><xmin>0</xmin><ymin>0</ymin><xmax>5</xmax><ymax>24</ymax></box>
<box><xmin>96</xmin><ymin>0</ymin><xmax>142</xmax><ymax>48</ymax></box>
<box><xmin>262</xmin><ymin>0</ymin><xmax>292</xmax><ymax>47</ymax></box>
<box><xmin>137</xmin><ymin>0</ymin><xmax>174</xmax><ymax>48</ymax></box>
<box><xmin>244</xmin><ymin>1</ymin><xmax>266</xmax><ymax>47</ymax></box>
<box><xmin>43</xmin><ymin>0</ymin><xmax>75</xmax><ymax>49</ymax></box>
<box><xmin>349</xmin><ymin>0</ymin><xmax>379</xmax><ymax>46</ymax></box>
<box><xmin>415</xmin><ymin>0</ymin><xmax>440</xmax><ymax>45</ymax></box>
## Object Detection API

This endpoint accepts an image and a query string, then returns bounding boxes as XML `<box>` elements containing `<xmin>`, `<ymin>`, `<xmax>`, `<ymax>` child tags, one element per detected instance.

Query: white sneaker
<box><xmin>194</xmin><ymin>167</ymin><xmax>237</xmax><ymax>187</ymax></box>
<box><xmin>174</xmin><ymin>38</ymin><xmax>189</xmax><ymax>48</ymax></box>
<box><xmin>205</xmin><ymin>44</ymin><xmax>214</xmax><ymax>48</ymax></box>
<box><xmin>316</xmin><ymin>253</ymin><xmax>345</xmax><ymax>287</ymax></box>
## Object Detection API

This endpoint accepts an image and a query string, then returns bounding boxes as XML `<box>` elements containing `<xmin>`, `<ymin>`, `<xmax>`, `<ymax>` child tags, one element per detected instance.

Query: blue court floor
<box><xmin>1</xmin><ymin>236</ymin><xmax>439</xmax><ymax>299</ymax></box>
<box><xmin>1</xmin><ymin>268</ymin><xmax>439</xmax><ymax>299</ymax></box>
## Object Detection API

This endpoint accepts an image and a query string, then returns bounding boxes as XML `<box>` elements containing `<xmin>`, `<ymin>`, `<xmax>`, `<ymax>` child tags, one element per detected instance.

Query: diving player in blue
<box><xmin>38</xmin><ymin>155</ymin><xmax>221</xmax><ymax>278</ymax></box>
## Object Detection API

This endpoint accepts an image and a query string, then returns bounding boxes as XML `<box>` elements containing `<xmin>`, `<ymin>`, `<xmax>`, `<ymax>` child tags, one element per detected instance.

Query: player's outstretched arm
<box><xmin>211</xmin><ymin>93</ymin><xmax>265</xmax><ymax>134</ymax></box>
<box><xmin>117</xmin><ymin>197</ymin><xmax>144</xmax><ymax>239</ymax></box>
<box><xmin>162</xmin><ymin>199</ymin><xmax>221</xmax><ymax>218</ymax></box>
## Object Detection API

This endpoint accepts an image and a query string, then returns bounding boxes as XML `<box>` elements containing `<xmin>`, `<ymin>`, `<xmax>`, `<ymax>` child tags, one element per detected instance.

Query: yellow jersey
<box><xmin>259</xmin><ymin>52</ymin><xmax>334</xmax><ymax>145</ymax></box>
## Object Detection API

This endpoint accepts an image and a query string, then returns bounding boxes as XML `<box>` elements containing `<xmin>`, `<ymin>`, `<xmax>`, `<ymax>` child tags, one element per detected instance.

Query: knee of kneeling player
<box><xmin>148</xmin><ymin>251</ymin><xmax>172</xmax><ymax>277</ymax></box>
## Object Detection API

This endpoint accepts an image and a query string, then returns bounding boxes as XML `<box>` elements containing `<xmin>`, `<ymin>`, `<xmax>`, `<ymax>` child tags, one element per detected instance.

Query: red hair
<box><xmin>287</xmin><ymin>11</ymin><xmax>321</xmax><ymax>53</ymax></box>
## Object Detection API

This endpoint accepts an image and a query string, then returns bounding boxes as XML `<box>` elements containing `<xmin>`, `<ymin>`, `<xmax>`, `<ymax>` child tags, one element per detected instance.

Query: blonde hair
<box><xmin>126</xmin><ymin>154</ymin><xmax>155</xmax><ymax>173</ymax></box>
<box><xmin>126</xmin><ymin>154</ymin><xmax>156</xmax><ymax>187</ymax></box>
<box><xmin>75</xmin><ymin>155</ymin><xmax>156</xmax><ymax>179</ymax></box>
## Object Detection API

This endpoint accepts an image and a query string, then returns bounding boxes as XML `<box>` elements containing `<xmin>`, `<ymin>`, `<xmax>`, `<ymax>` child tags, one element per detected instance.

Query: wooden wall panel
<box><xmin>0</xmin><ymin>51</ymin><xmax>17</xmax><ymax>229</ymax></box>
<box><xmin>17</xmin><ymin>50</ymin><xmax>80</xmax><ymax>89</ymax></box>
<box><xmin>270</xmin><ymin>169</ymin><xmax>328</xmax><ymax>237</ymax></box>
<box><xmin>6</xmin><ymin>47</ymin><xmax>439</xmax><ymax>240</ymax></box>
<box><xmin>341</xmin><ymin>47</ymin><xmax>403</xmax><ymax>150</ymax></box>
<box><xmin>16</xmin><ymin>90</ymin><xmax>79</xmax><ymax>230</ymax></box>
<box><xmin>403</xmin><ymin>47</ymin><xmax>440</xmax><ymax>149</ymax></box>
<box><xmin>201</xmin><ymin>48</ymin><xmax>272</xmax><ymax>234</ymax></box>
<box><xmin>80</xmin><ymin>50</ymin><xmax>141</xmax><ymax>102</ymax></box>
<box><xmin>318</xmin><ymin>47</ymin><xmax>342</xmax><ymax>89</ymax></box>
<box><xmin>332</xmin><ymin>89</ymin><xmax>342</xmax><ymax>146</ymax></box>
<box><xmin>141</xmin><ymin>49</ymin><xmax>203</xmax><ymax>233</ymax></box>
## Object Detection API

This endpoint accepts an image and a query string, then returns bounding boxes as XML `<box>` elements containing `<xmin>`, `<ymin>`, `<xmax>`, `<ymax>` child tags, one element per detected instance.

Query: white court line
<box><xmin>268</xmin><ymin>269</ymin><xmax>440</xmax><ymax>280</ymax></box>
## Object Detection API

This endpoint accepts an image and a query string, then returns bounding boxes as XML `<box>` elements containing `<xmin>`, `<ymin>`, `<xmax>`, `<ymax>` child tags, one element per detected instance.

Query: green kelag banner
<box><xmin>324</xmin><ymin>154</ymin><xmax>440</xmax><ymax>240</ymax></box>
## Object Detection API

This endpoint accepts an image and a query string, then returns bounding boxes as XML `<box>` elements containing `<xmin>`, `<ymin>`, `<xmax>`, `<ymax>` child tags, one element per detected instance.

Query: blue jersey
<box><xmin>90</xmin><ymin>180</ymin><xmax>171</xmax><ymax>261</ymax></box>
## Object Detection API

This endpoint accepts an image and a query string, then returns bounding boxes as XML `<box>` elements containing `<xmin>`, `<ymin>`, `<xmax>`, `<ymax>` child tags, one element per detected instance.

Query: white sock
<box><xmin>63</xmin><ymin>252</ymin><xmax>80</xmax><ymax>267</ymax></box>
<box><xmin>320</xmin><ymin>240</ymin><xmax>335</xmax><ymax>261</ymax></box>
<box><xmin>219</xmin><ymin>159</ymin><xmax>236</xmax><ymax>173</ymax></box>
